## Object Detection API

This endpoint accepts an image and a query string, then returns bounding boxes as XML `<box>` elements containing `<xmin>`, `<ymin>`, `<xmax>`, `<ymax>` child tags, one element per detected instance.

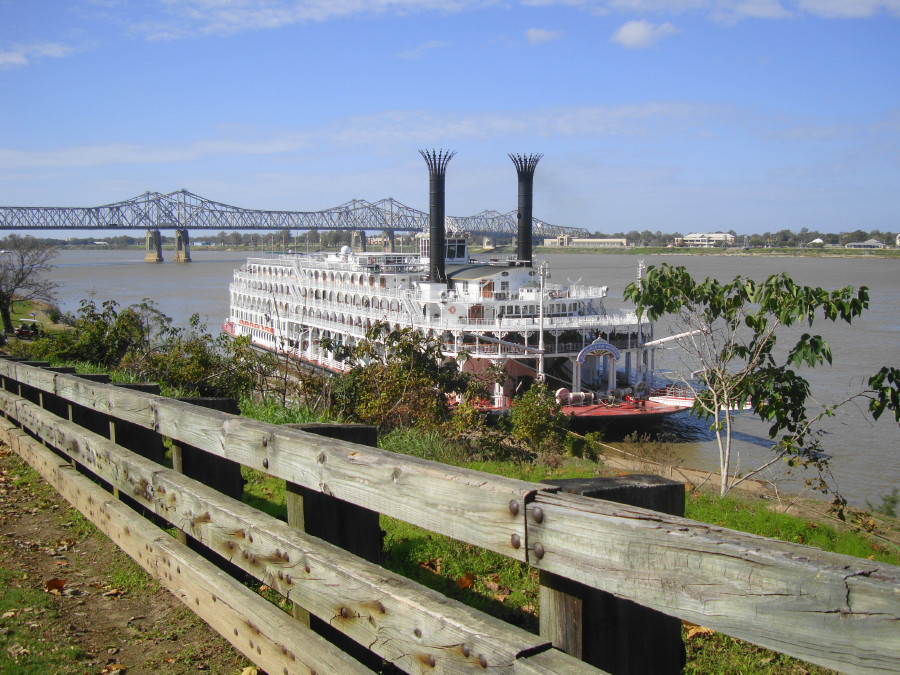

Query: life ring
<box><xmin>448</xmin><ymin>306</ymin><xmax>456</xmax><ymax>314</ymax></box>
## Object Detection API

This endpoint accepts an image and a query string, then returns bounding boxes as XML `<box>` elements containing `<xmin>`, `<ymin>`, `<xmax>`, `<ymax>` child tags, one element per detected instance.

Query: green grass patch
<box><xmin>683</xmin><ymin>629</ymin><xmax>834</xmax><ymax>674</ymax></box>
<box><xmin>685</xmin><ymin>493</ymin><xmax>900</xmax><ymax>565</ymax></box>
<box><xmin>241</xmin><ymin>466</ymin><xmax>287</xmax><ymax>520</ymax></box>
<box><xmin>107</xmin><ymin>550</ymin><xmax>160</xmax><ymax>596</ymax></box>
<box><xmin>239</xmin><ymin>397</ymin><xmax>339</xmax><ymax>425</ymax></box>
<box><xmin>0</xmin><ymin>569</ymin><xmax>86</xmax><ymax>673</ymax></box>
<box><xmin>380</xmin><ymin>517</ymin><xmax>540</xmax><ymax>632</ymax></box>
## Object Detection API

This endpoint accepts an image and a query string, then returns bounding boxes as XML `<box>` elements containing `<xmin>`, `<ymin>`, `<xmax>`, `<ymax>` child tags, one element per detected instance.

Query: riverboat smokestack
<box><xmin>420</xmin><ymin>149</ymin><xmax>455</xmax><ymax>284</ymax></box>
<box><xmin>509</xmin><ymin>153</ymin><xmax>542</xmax><ymax>266</ymax></box>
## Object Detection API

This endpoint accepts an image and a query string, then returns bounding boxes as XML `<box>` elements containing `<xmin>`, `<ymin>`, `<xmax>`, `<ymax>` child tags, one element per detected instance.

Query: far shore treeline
<box><xmin>22</xmin><ymin>225</ymin><xmax>899</xmax><ymax>252</ymax></box>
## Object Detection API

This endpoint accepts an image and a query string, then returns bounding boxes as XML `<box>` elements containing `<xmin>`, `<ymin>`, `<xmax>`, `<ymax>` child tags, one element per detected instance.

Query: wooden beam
<box><xmin>515</xmin><ymin>649</ymin><xmax>610</xmax><ymax>675</ymax></box>
<box><xmin>526</xmin><ymin>491</ymin><xmax>900</xmax><ymax>674</ymax></box>
<box><xmin>0</xmin><ymin>391</ymin><xmax>554</xmax><ymax>673</ymax></box>
<box><xmin>1</xmin><ymin>361</ymin><xmax>537</xmax><ymax>561</ymax></box>
<box><xmin>0</xmin><ymin>417</ymin><xmax>373</xmax><ymax>675</ymax></box>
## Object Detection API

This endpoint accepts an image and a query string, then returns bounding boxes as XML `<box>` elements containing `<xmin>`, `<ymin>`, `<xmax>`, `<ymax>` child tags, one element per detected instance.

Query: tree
<box><xmin>327</xmin><ymin>322</ymin><xmax>470</xmax><ymax>432</ymax></box>
<box><xmin>0</xmin><ymin>235</ymin><xmax>59</xmax><ymax>334</ymax></box>
<box><xmin>509</xmin><ymin>383</ymin><xmax>569</xmax><ymax>452</ymax></box>
<box><xmin>624</xmin><ymin>263</ymin><xmax>888</xmax><ymax>496</ymax></box>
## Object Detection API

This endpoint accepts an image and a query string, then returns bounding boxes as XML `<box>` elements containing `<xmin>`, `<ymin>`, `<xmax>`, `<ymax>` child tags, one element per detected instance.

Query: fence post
<box><xmin>174</xmin><ymin>397</ymin><xmax>245</xmax><ymax>500</ymax></box>
<box><xmin>170</xmin><ymin>397</ymin><xmax>244</xmax><ymax>542</ymax></box>
<box><xmin>283</xmin><ymin>423</ymin><xmax>382</xmax><ymax>668</ymax></box>
<box><xmin>539</xmin><ymin>474</ymin><xmax>686</xmax><ymax>675</ymax></box>
<box><xmin>68</xmin><ymin>373</ymin><xmax>111</xmax><ymax>436</ymax></box>
<box><xmin>110</xmin><ymin>383</ymin><xmax>166</xmax><ymax>464</ymax></box>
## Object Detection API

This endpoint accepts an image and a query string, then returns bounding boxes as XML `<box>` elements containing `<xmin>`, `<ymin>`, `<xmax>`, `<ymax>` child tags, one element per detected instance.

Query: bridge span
<box><xmin>0</xmin><ymin>189</ymin><xmax>588</xmax><ymax>262</ymax></box>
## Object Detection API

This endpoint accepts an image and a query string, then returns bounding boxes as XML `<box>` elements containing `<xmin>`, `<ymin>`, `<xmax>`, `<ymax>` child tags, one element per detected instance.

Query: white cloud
<box><xmin>137</xmin><ymin>0</ymin><xmax>502</xmax><ymax>40</ymax></box>
<box><xmin>0</xmin><ymin>102</ymin><xmax>722</xmax><ymax>172</ymax></box>
<box><xmin>729</xmin><ymin>0</ymin><xmax>792</xmax><ymax>19</ymax></box>
<box><xmin>610</xmin><ymin>20</ymin><xmax>680</xmax><ymax>48</ymax></box>
<box><xmin>117</xmin><ymin>0</ymin><xmax>900</xmax><ymax>40</ymax></box>
<box><xmin>397</xmin><ymin>40</ymin><xmax>451</xmax><ymax>59</ymax></box>
<box><xmin>525</xmin><ymin>27</ymin><xmax>564</xmax><ymax>44</ymax></box>
<box><xmin>797</xmin><ymin>0</ymin><xmax>900</xmax><ymax>17</ymax></box>
<box><xmin>0</xmin><ymin>42</ymin><xmax>75</xmax><ymax>69</ymax></box>
<box><xmin>525</xmin><ymin>0</ymin><xmax>900</xmax><ymax>20</ymax></box>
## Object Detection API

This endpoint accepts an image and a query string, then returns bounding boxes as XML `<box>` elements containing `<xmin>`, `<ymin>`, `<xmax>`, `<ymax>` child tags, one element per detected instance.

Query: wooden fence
<box><xmin>0</xmin><ymin>357</ymin><xmax>898</xmax><ymax>674</ymax></box>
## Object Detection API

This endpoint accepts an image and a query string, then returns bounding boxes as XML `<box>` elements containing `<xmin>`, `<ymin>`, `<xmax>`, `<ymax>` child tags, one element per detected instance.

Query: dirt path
<box><xmin>0</xmin><ymin>444</ymin><xmax>252</xmax><ymax>675</ymax></box>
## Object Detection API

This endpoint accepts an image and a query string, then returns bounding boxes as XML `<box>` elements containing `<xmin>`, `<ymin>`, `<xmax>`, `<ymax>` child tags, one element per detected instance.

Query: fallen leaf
<box><xmin>686</xmin><ymin>625</ymin><xmax>715</xmax><ymax>639</ymax></box>
<box><xmin>241</xmin><ymin>667</ymin><xmax>260</xmax><ymax>675</ymax></box>
<box><xmin>7</xmin><ymin>643</ymin><xmax>29</xmax><ymax>658</ymax></box>
<box><xmin>102</xmin><ymin>588</ymin><xmax>124</xmax><ymax>597</ymax></box>
<box><xmin>521</xmin><ymin>604</ymin><xmax>536</xmax><ymax>614</ymax></box>
<box><xmin>1</xmin><ymin>610</ymin><xmax>15</xmax><ymax>619</ymax></box>
<box><xmin>44</xmin><ymin>577</ymin><xmax>66</xmax><ymax>594</ymax></box>
<box><xmin>419</xmin><ymin>558</ymin><xmax>442</xmax><ymax>576</ymax></box>
<box><xmin>456</xmin><ymin>572</ymin><xmax>475</xmax><ymax>590</ymax></box>
<box><xmin>101</xmin><ymin>664</ymin><xmax>127</xmax><ymax>673</ymax></box>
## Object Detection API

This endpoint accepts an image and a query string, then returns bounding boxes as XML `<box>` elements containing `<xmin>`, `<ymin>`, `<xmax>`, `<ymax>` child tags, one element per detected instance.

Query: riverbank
<box><xmin>530</xmin><ymin>245</ymin><xmax>900</xmax><ymax>259</ymax></box>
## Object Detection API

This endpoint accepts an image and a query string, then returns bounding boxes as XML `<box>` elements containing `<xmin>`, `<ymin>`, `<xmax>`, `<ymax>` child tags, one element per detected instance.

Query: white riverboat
<box><xmin>223</xmin><ymin>151</ymin><xmax>684</xmax><ymax>422</ymax></box>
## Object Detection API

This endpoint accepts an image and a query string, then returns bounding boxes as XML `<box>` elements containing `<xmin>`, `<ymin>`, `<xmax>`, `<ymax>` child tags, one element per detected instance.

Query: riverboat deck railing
<box><xmin>0</xmin><ymin>359</ymin><xmax>898</xmax><ymax>674</ymax></box>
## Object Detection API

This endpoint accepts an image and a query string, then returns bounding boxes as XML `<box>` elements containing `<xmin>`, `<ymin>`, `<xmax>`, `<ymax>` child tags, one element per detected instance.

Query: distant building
<box><xmin>896</xmin><ymin>234</ymin><xmax>900</xmax><ymax>247</ymax></box>
<box><xmin>546</xmin><ymin>236</ymin><xmax>627</xmax><ymax>248</ymax></box>
<box><xmin>807</xmin><ymin>238</ymin><xmax>825</xmax><ymax>247</ymax></box>
<box><xmin>845</xmin><ymin>239</ymin><xmax>885</xmax><ymax>250</ymax></box>
<box><xmin>677</xmin><ymin>233</ymin><xmax>736</xmax><ymax>248</ymax></box>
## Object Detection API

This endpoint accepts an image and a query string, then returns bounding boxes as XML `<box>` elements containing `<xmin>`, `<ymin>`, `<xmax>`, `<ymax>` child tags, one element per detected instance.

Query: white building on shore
<box><xmin>845</xmin><ymin>239</ymin><xmax>885</xmax><ymax>250</ymax></box>
<box><xmin>545</xmin><ymin>236</ymin><xmax>628</xmax><ymax>248</ymax></box>
<box><xmin>676</xmin><ymin>232</ymin><xmax>736</xmax><ymax>248</ymax></box>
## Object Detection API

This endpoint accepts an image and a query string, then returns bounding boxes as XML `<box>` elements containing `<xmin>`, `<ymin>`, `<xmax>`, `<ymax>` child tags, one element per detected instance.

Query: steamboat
<box><xmin>224</xmin><ymin>151</ymin><xmax>684</xmax><ymax>422</ymax></box>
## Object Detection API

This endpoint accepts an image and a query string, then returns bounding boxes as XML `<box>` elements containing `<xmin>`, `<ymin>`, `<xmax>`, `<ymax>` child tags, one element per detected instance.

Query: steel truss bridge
<box><xmin>0</xmin><ymin>189</ymin><xmax>588</xmax><ymax>238</ymax></box>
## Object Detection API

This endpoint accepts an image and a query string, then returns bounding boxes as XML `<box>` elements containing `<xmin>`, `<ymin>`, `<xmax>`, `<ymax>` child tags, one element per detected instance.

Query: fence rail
<box><xmin>0</xmin><ymin>358</ymin><xmax>898</xmax><ymax>674</ymax></box>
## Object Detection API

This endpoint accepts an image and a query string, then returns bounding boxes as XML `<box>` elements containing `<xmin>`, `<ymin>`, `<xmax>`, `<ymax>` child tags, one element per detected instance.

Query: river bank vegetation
<box><xmin>4</xmin><ymin>294</ymin><xmax>900</xmax><ymax>674</ymax></box>
<box><xmin>20</xmin><ymin>224</ymin><xmax>900</xmax><ymax>256</ymax></box>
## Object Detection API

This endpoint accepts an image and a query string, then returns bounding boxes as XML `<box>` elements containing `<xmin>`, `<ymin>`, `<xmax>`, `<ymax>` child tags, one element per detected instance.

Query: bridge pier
<box><xmin>352</xmin><ymin>230</ymin><xmax>367</xmax><ymax>252</ymax></box>
<box><xmin>144</xmin><ymin>229</ymin><xmax>163</xmax><ymax>263</ymax></box>
<box><xmin>174</xmin><ymin>228</ymin><xmax>191</xmax><ymax>263</ymax></box>
<box><xmin>383</xmin><ymin>230</ymin><xmax>395</xmax><ymax>252</ymax></box>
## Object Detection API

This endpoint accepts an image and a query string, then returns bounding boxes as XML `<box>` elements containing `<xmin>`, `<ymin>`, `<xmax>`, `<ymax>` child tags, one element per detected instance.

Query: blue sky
<box><xmin>1</xmin><ymin>0</ymin><xmax>898</xmax><ymax>235</ymax></box>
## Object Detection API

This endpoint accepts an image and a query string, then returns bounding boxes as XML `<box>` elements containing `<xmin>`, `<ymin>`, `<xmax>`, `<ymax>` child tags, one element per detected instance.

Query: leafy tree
<box><xmin>509</xmin><ymin>383</ymin><xmax>569</xmax><ymax>452</ymax></box>
<box><xmin>0</xmin><ymin>235</ymin><xmax>59</xmax><ymax>333</ymax></box>
<box><xmin>624</xmin><ymin>263</ymin><xmax>897</xmax><ymax>497</ymax></box>
<box><xmin>327</xmin><ymin>322</ymin><xmax>469</xmax><ymax>432</ymax></box>
<box><xmin>26</xmin><ymin>298</ymin><xmax>161</xmax><ymax>368</ymax></box>
<box><xmin>122</xmin><ymin>313</ymin><xmax>261</xmax><ymax>398</ymax></box>
<box><xmin>23</xmin><ymin>300</ymin><xmax>268</xmax><ymax>399</ymax></box>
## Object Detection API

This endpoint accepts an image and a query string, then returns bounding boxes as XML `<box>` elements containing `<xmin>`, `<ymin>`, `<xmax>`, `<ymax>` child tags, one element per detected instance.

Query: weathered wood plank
<box><xmin>527</xmin><ymin>491</ymin><xmax>900</xmax><ymax>674</ymax></box>
<box><xmin>0</xmin><ymin>362</ymin><xmax>538</xmax><ymax>560</ymax></box>
<box><xmin>514</xmin><ymin>649</ymin><xmax>608</xmax><ymax>674</ymax></box>
<box><xmin>0</xmin><ymin>417</ymin><xmax>373</xmax><ymax>675</ymax></box>
<box><xmin>1</xmin><ymin>391</ymin><xmax>555</xmax><ymax>674</ymax></box>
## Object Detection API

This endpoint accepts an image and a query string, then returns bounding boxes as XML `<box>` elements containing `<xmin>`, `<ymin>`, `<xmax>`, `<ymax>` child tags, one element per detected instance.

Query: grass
<box><xmin>685</xmin><ymin>492</ymin><xmax>900</xmax><ymax>565</ymax></box>
<box><xmin>0</xmin><ymin>569</ymin><xmax>87</xmax><ymax>674</ymax></box>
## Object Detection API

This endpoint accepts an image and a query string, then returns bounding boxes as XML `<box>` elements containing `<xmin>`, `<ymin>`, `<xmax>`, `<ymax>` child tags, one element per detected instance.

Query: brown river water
<box><xmin>47</xmin><ymin>248</ymin><xmax>900</xmax><ymax>506</ymax></box>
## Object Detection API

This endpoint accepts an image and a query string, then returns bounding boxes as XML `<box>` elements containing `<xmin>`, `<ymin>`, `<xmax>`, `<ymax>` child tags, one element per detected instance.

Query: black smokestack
<box><xmin>509</xmin><ymin>153</ymin><xmax>542</xmax><ymax>266</ymax></box>
<box><xmin>419</xmin><ymin>149</ymin><xmax>455</xmax><ymax>284</ymax></box>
